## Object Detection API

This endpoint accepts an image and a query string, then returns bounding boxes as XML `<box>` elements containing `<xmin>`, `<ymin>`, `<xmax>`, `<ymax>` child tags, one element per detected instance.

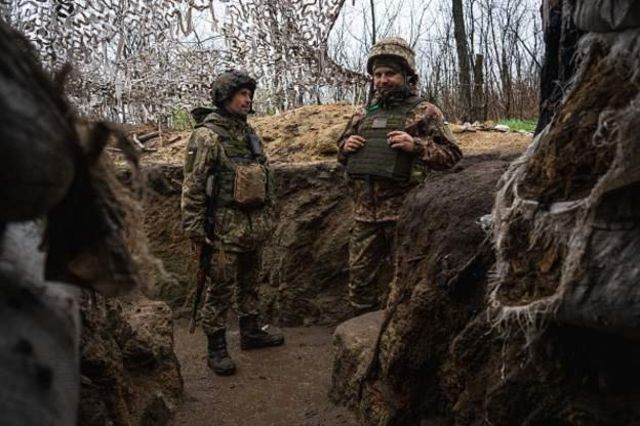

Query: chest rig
<box><xmin>198</xmin><ymin>121</ymin><xmax>269</xmax><ymax>208</ymax></box>
<box><xmin>347</xmin><ymin>96</ymin><xmax>423</xmax><ymax>181</ymax></box>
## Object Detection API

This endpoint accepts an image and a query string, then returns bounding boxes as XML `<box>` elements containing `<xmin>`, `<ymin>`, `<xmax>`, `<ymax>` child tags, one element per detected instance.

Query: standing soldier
<box><xmin>338</xmin><ymin>37</ymin><xmax>463</xmax><ymax>314</ymax></box>
<box><xmin>181</xmin><ymin>70</ymin><xmax>284</xmax><ymax>376</ymax></box>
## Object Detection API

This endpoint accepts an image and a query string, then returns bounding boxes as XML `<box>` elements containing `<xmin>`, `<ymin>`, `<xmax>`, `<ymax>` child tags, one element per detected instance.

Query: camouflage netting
<box><xmin>2</xmin><ymin>0</ymin><xmax>225</xmax><ymax>122</ymax></box>
<box><xmin>2</xmin><ymin>0</ymin><xmax>366</xmax><ymax>122</ymax></box>
<box><xmin>222</xmin><ymin>0</ymin><xmax>367</xmax><ymax>112</ymax></box>
<box><xmin>335</xmin><ymin>8</ymin><xmax>640</xmax><ymax>426</ymax></box>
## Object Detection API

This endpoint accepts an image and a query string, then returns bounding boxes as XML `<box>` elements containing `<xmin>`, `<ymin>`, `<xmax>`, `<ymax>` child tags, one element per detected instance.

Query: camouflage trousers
<box><xmin>348</xmin><ymin>220</ymin><xmax>396</xmax><ymax>309</ymax></box>
<box><xmin>200</xmin><ymin>249</ymin><xmax>261</xmax><ymax>335</ymax></box>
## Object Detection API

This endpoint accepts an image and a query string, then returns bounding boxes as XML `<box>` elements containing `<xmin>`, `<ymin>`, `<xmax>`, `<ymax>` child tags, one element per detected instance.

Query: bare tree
<box><xmin>452</xmin><ymin>0</ymin><xmax>473</xmax><ymax>121</ymax></box>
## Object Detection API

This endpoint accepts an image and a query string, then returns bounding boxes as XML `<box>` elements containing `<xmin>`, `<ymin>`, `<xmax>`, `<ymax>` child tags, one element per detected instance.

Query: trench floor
<box><xmin>170</xmin><ymin>320</ymin><xmax>356</xmax><ymax>426</ymax></box>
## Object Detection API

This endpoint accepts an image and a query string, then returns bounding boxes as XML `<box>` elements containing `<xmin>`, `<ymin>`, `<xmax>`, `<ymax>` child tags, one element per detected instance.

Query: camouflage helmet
<box><xmin>210</xmin><ymin>69</ymin><xmax>257</xmax><ymax>107</ymax></box>
<box><xmin>366</xmin><ymin>37</ymin><xmax>417</xmax><ymax>76</ymax></box>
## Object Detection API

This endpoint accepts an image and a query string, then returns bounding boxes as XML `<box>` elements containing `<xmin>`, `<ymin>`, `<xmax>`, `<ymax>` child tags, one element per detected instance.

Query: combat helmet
<box><xmin>210</xmin><ymin>69</ymin><xmax>257</xmax><ymax>107</ymax></box>
<box><xmin>366</xmin><ymin>37</ymin><xmax>417</xmax><ymax>76</ymax></box>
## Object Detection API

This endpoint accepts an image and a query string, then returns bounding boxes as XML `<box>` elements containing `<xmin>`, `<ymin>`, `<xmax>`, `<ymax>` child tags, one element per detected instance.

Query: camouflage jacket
<box><xmin>181</xmin><ymin>108</ymin><xmax>274</xmax><ymax>252</ymax></box>
<box><xmin>337</xmin><ymin>91</ymin><xmax>462</xmax><ymax>222</ymax></box>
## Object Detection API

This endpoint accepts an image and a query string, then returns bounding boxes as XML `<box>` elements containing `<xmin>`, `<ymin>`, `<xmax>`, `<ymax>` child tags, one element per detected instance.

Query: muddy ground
<box><xmin>171</xmin><ymin>318</ymin><xmax>356</xmax><ymax>426</ymax></box>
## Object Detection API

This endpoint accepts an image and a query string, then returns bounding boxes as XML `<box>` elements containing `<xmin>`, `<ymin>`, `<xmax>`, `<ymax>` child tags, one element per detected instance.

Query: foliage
<box><xmin>498</xmin><ymin>118</ymin><xmax>537</xmax><ymax>132</ymax></box>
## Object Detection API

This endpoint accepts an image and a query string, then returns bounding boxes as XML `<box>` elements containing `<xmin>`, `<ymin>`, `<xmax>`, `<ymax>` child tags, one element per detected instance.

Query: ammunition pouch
<box><xmin>233</xmin><ymin>163</ymin><xmax>267</xmax><ymax>207</ymax></box>
<box><xmin>196</xmin><ymin>121</ymin><xmax>270</xmax><ymax>209</ymax></box>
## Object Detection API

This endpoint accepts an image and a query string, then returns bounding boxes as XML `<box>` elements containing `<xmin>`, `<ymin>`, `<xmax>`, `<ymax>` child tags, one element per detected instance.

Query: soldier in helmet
<box><xmin>181</xmin><ymin>69</ymin><xmax>284</xmax><ymax>376</ymax></box>
<box><xmin>338</xmin><ymin>37</ymin><xmax>463</xmax><ymax>314</ymax></box>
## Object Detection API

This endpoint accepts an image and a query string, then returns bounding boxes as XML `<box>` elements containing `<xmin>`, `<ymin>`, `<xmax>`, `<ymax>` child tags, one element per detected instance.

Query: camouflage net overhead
<box><xmin>5</xmin><ymin>0</ymin><xmax>212</xmax><ymax>62</ymax></box>
<box><xmin>1</xmin><ymin>0</ymin><xmax>366</xmax><ymax>122</ymax></box>
<box><xmin>222</xmin><ymin>0</ymin><xmax>367</xmax><ymax>112</ymax></box>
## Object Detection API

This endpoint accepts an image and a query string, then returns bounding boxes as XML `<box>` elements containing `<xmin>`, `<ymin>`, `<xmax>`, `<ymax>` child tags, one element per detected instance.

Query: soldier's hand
<box><xmin>387</xmin><ymin>131</ymin><xmax>415</xmax><ymax>152</ymax></box>
<box><xmin>343</xmin><ymin>135</ymin><xmax>366</xmax><ymax>153</ymax></box>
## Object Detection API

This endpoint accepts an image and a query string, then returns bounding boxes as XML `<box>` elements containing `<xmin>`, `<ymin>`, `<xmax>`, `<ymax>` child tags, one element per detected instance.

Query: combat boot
<box><xmin>206</xmin><ymin>329</ymin><xmax>236</xmax><ymax>375</ymax></box>
<box><xmin>239</xmin><ymin>314</ymin><xmax>285</xmax><ymax>350</ymax></box>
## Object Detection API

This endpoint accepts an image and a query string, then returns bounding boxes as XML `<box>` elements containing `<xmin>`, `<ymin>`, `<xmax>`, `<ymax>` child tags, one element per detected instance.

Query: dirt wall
<box><xmin>142</xmin><ymin>161</ymin><xmax>354</xmax><ymax>326</ymax></box>
<box><xmin>347</xmin><ymin>22</ymin><xmax>640</xmax><ymax>426</ymax></box>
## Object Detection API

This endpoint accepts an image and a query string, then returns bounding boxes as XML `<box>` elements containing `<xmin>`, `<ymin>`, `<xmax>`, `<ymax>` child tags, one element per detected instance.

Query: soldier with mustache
<box><xmin>338</xmin><ymin>38</ymin><xmax>463</xmax><ymax>314</ymax></box>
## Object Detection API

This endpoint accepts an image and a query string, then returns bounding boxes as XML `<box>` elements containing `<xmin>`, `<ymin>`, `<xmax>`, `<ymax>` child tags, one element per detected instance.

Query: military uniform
<box><xmin>338</xmin><ymin>38</ymin><xmax>463</xmax><ymax>311</ymax></box>
<box><xmin>181</xmin><ymin>70</ymin><xmax>283</xmax><ymax>375</ymax></box>
<box><xmin>181</xmin><ymin>107</ymin><xmax>274</xmax><ymax>335</ymax></box>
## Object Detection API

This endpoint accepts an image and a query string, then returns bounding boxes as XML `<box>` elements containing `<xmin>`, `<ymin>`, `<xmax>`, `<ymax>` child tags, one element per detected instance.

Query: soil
<box><xmin>170</xmin><ymin>319</ymin><xmax>356</xmax><ymax>426</ymax></box>
<box><xmin>452</xmin><ymin>129</ymin><xmax>531</xmax><ymax>157</ymax></box>
<box><xmin>117</xmin><ymin>104</ymin><xmax>532</xmax><ymax>167</ymax></box>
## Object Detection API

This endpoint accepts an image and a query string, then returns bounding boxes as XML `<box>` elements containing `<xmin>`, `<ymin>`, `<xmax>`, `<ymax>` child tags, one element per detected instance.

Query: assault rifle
<box><xmin>188</xmin><ymin>175</ymin><xmax>216</xmax><ymax>334</ymax></box>
<box><xmin>188</xmin><ymin>242</ymin><xmax>213</xmax><ymax>333</ymax></box>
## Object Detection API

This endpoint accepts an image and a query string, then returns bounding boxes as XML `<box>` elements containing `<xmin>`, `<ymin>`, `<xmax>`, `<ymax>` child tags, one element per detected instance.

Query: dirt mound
<box><xmin>252</xmin><ymin>103</ymin><xmax>356</xmax><ymax>162</ymax></box>
<box><xmin>353</xmin><ymin>156</ymin><xmax>508</xmax><ymax>424</ymax></box>
<box><xmin>121</xmin><ymin>103</ymin><xmax>532</xmax><ymax>167</ymax></box>
<box><xmin>344</xmin><ymin>22</ymin><xmax>640</xmax><ymax>426</ymax></box>
<box><xmin>453</xmin><ymin>130</ymin><xmax>531</xmax><ymax>157</ymax></box>
<box><xmin>126</xmin><ymin>104</ymin><xmax>355</xmax><ymax>166</ymax></box>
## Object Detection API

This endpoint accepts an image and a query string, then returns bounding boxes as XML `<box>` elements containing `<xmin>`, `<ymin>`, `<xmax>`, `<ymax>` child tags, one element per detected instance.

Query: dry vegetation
<box><xmin>118</xmin><ymin>104</ymin><xmax>532</xmax><ymax>168</ymax></box>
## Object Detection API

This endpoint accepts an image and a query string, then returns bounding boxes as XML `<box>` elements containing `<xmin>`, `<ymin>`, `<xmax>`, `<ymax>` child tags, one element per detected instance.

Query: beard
<box><xmin>375</xmin><ymin>82</ymin><xmax>400</xmax><ymax>94</ymax></box>
<box><xmin>377</xmin><ymin>84</ymin><xmax>410</xmax><ymax>98</ymax></box>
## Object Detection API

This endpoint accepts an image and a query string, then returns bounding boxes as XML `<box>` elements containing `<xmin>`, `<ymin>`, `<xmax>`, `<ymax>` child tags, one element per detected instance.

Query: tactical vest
<box><xmin>198</xmin><ymin>122</ymin><xmax>272</xmax><ymax>208</ymax></box>
<box><xmin>347</xmin><ymin>96</ymin><xmax>423</xmax><ymax>181</ymax></box>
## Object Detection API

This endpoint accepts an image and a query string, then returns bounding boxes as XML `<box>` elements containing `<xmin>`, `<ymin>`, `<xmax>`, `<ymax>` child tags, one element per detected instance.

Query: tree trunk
<box><xmin>370</xmin><ymin>0</ymin><xmax>377</xmax><ymax>45</ymax></box>
<box><xmin>472</xmin><ymin>54</ymin><xmax>485</xmax><ymax>122</ymax></box>
<box><xmin>500</xmin><ymin>49</ymin><xmax>512</xmax><ymax>117</ymax></box>
<box><xmin>452</xmin><ymin>0</ymin><xmax>473</xmax><ymax>122</ymax></box>
<box><xmin>535</xmin><ymin>0</ymin><xmax>583</xmax><ymax>134</ymax></box>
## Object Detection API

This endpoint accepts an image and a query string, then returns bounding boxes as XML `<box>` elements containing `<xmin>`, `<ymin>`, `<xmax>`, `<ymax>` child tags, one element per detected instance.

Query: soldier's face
<box><xmin>373</xmin><ymin>66</ymin><xmax>405</xmax><ymax>94</ymax></box>
<box><xmin>224</xmin><ymin>88</ymin><xmax>253</xmax><ymax>116</ymax></box>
